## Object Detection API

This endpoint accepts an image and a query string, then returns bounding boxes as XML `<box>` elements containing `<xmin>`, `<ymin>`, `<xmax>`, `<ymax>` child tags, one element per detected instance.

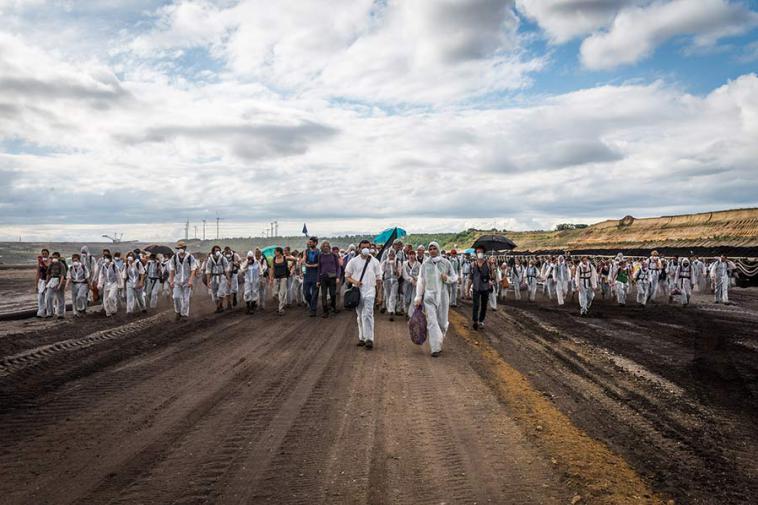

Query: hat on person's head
<box><xmin>247</xmin><ymin>250</ymin><xmax>254</xmax><ymax>257</ymax></box>
<box><xmin>393</xmin><ymin>238</ymin><xmax>403</xmax><ymax>245</ymax></box>
<box><xmin>176</xmin><ymin>240</ymin><xmax>186</xmax><ymax>248</ymax></box>
<box><xmin>428</xmin><ymin>241</ymin><xmax>440</xmax><ymax>250</ymax></box>
<box><xmin>450</xmin><ymin>249</ymin><xmax>457</xmax><ymax>254</ymax></box>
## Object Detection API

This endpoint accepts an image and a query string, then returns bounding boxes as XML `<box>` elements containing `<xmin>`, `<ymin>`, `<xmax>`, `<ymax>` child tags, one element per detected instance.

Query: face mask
<box><xmin>104</xmin><ymin>258</ymin><xmax>111</xmax><ymax>264</ymax></box>
<box><xmin>370</xmin><ymin>249</ymin><xmax>376</xmax><ymax>254</ymax></box>
<box><xmin>73</xmin><ymin>261</ymin><xmax>81</xmax><ymax>267</ymax></box>
<box><xmin>214</xmin><ymin>251</ymin><xmax>221</xmax><ymax>258</ymax></box>
<box><xmin>52</xmin><ymin>258</ymin><xmax>59</xmax><ymax>263</ymax></box>
<box><xmin>127</xmin><ymin>257</ymin><xmax>134</xmax><ymax>262</ymax></box>
<box><xmin>361</xmin><ymin>248</ymin><xmax>370</xmax><ymax>256</ymax></box>
<box><xmin>476</xmin><ymin>253</ymin><xmax>484</xmax><ymax>259</ymax></box>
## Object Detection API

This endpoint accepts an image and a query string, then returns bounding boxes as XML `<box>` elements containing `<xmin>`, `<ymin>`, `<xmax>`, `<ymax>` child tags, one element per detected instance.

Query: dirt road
<box><xmin>1</xmin><ymin>287</ymin><xmax>755</xmax><ymax>504</ymax></box>
<box><xmin>1</xmin><ymin>296</ymin><xmax>571</xmax><ymax>505</ymax></box>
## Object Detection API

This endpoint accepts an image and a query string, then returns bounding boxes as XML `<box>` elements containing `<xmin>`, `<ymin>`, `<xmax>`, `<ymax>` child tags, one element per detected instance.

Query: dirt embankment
<box><xmin>504</xmin><ymin>208</ymin><xmax>758</xmax><ymax>253</ymax></box>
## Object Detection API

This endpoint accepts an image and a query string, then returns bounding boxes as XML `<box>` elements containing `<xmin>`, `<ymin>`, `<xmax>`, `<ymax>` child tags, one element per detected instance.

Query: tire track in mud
<box><xmin>495</xmin><ymin>303</ymin><xmax>758</xmax><ymax>504</ymax></box>
<box><xmin>230</xmin><ymin>318</ymin><xmax>358</xmax><ymax>505</ymax></box>
<box><xmin>208</xmin><ymin>316</ymin><xmax>353</xmax><ymax>505</ymax></box>
<box><xmin>0</xmin><ymin>313</ymin><xmax>248</xmax><ymax>503</ymax></box>
<box><xmin>0</xmin><ymin>311</ymin><xmax>168</xmax><ymax>377</ymax></box>
<box><xmin>448</xmin><ymin>309</ymin><xmax>667</xmax><ymax>505</ymax></box>
<box><xmin>70</xmin><ymin>315</ymin><xmax>317</xmax><ymax>505</ymax></box>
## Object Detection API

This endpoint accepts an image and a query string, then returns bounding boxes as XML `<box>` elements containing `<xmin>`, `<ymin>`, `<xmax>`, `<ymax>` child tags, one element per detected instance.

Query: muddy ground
<box><xmin>0</xmin><ymin>272</ymin><xmax>755</xmax><ymax>504</ymax></box>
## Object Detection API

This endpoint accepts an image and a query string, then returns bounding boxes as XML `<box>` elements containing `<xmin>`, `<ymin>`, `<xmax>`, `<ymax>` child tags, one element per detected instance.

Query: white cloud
<box><xmin>1</xmin><ymin>2</ymin><xmax>758</xmax><ymax>241</ymax></box>
<box><xmin>126</xmin><ymin>0</ymin><xmax>540</xmax><ymax>104</ymax></box>
<box><xmin>580</xmin><ymin>0</ymin><xmax>758</xmax><ymax>70</ymax></box>
<box><xmin>516</xmin><ymin>0</ymin><xmax>643</xmax><ymax>43</ymax></box>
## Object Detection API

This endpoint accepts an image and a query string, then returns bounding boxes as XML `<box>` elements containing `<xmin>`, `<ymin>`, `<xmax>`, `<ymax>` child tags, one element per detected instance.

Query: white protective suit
<box><xmin>460</xmin><ymin>257</ymin><xmax>471</xmax><ymax>301</ymax></box>
<box><xmin>402</xmin><ymin>258</ymin><xmax>421</xmax><ymax>316</ymax></box>
<box><xmin>241</xmin><ymin>253</ymin><xmax>262</xmax><ymax>307</ymax></box>
<box><xmin>610</xmin><ymin>262</ymin><xmax>630</xmax><ymax>305</ymax></box>
<box><xmin>161</xmin><ymin>258</ymin><xmax>172</xmax><ymax>298</ymax></box>
<box><xmin>692</xmin><ymin>259</ymin><xmax>707</xmax><ymax>293</ymax></box>
<box><xmin>169</xmin><ymin>252</ymin><xmax>197</xmax><ymax>317</ymax></box>
<box><xmin>709</xmin><ymin>259</ymin><xmax>732</xmax><ymax>303</ymax></box>
<box><xmin>415</xmin><ymin>251</ymin><xmax>458</xmax><ymax>355</ymax></box>
<box><xmin>381</xmin><ymin>255</ymin><xmax>401</xmax><ymax>315</ymax></box>
<box><xmin>44</xmin><ymin>261</ymin><xmax>66</xmax><ymax>317</ymax></box>
<box><xmin>509</xmin><ymin>263</ymin><xmax>524</xmax><ymax>301</ymax></box>
<box><xmin>257</xmin><ymin>257</ymin><xmax>269</xmax><ymax>309</ymax></box>
<box><xmin>98</xmin><ymin>260</ymin><xmax>121</xmax><ymax>316</ymax></box>
<box><xmin>525</xmin><ymin>264</ymin><xmax>539</xmax><ymax>301</ymax></box>
<box><xmin>205</xmin><ymin>253</ymin><xmax>230</xmax><ymax>303</ymax></box>
<box><xmin>635</xmin><ymin>265</ymin><xmax>651</xmax><ymax>306</ymax></box>
<box><xmin>675</xmin><ymin>261</ymin><xmax>693</xmax><ymax>306</ymax></box>
<box><xmin>68</xmin><ymin>261</ymin><xmax>90</xmax><ymax>315</ymax></box>
<box><xmin>225</xmin><ymin>251</ymin><xmax>241</xmax><ymax>303</ymax></box>
<box><xmin>553</xmin><ymin>256</ymin><xmax>570</xmax><ymax>305</ymax></box>
<box><xmin>345</xmin><ymin>254</ymin><xmax>382</xmax><ymax>344</ymax></box>
<box><xmin>144</xmin><ymin>259</ymin><xmax>162</xmax><ymax>308</ymax></box>
<box><xmin>448</xmin><ymin>255</ymin><xmax>461</xmax><ymax>307</ymax></box>
<box><xmin>647</xmin><ymin>256</ymin><xmax>662</xmax><ymax>302</ymax></box>
<box><xmin>574</xmin><ymin>261</ymin><xmax>598</xmax><ymax>315</ymax></box>
<box><xmin>124</xmin><ymin>259</ymin><xmax>146</xmax><ymax>314</ymax></box>
<box><xmin>79</xmin><ymin>246</ymin><xmax>96</xmax><ymax>302</ymax></box>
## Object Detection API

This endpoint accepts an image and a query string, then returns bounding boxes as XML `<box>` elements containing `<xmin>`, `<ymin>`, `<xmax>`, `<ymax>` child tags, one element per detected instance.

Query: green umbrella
<box><xmin>261</xmin><ymin>245</ymin><xmax>280</xmax><ymax>267</ymax></box>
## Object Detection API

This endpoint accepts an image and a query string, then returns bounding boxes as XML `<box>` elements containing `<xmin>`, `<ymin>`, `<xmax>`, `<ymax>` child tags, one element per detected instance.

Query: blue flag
<box><xmin>302</xmin><ymin>223</ymin><xmax>308</xmax><ymax>236</ymax></box>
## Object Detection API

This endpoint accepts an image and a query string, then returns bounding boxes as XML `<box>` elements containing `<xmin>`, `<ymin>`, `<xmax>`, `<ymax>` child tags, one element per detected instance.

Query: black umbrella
<box><xmin>144</xmin><ymin>244</ymin><xmax>174</xmax><ymax>256</ymax></box>
<box><xmin>471</xmin><ymin>234</ymin><xmax>517</xmax><ymax>252</ymax></box>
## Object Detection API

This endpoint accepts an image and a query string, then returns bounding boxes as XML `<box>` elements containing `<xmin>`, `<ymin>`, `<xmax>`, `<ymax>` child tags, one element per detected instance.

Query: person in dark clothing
<box><xmin>471</xmin><ymin>245</ymin><xmax>492</xmax><ymax>330</ymax></box>
<box><xmin>317</xmin><ymin>240</ymin><xmax>340</xmax><ymax>318</ymax></box>
<box><xmin>303</xmin><ymin>236</ymin><xmax>320</xmax><ymax>317</ymax></box>
<box><xmin>269</xmin><ymin>247</ymin><xmax>290</xmax><ymax>315</ymax></box>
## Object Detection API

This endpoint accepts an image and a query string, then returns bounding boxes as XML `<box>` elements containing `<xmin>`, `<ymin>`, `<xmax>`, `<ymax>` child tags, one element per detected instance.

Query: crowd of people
<box><xmin>34</xmin><ymin>238</ymin><xmax>738</xmax><ymax>357</ymax></box>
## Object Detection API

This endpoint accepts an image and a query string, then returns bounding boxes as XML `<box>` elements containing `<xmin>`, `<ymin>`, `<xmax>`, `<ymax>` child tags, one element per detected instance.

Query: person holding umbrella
<box><xmin>414</xmin><ymin>241</ymin><xmax>458</xmax><ymax>357</ymax></box>
<box><xmin>470</xmin><ymin>245</ymin><xmax>491</xmax><ymax>330</ymax></box>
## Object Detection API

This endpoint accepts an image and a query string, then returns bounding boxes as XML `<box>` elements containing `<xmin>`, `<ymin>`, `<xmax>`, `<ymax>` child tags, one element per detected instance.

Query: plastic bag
<box><xmin>409</xmin><ymin>304</ymin><xmax>427</xmax><ymax>345</ymax></box>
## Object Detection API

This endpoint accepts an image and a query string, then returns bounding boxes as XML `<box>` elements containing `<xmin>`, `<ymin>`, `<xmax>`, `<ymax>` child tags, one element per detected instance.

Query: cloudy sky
<box><xmin>1</xmin><ymin>0</ymin><xmax>757</xmax><ymax>242</ymax></box>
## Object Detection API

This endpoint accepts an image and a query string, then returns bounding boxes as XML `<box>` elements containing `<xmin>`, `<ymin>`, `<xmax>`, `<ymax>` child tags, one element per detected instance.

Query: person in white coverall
<box><xmin>345</xmin><ymin>240</ymin><xmax>383</xmax><ymax>350</ymax></box>
<box><xmin>381</xmin><ymin>248</ymin><xmax>401</xmax><ymax>321</ymax></box>
<box><xmin>402</xmin><ymin>250</ymin><xmax>420</xmax><ymax>317</ymax></box>
<box><xmin>525</xmin><ymin>260</ymin><xmax>539</xmax><ymax>301</ymax></box>
<box><xmin>144</xmin><ymin>253</ymin><xmax>162</xmax><ymax>309</ymax></box>
<box><xmin>415</xmin><ymin>242</ymin><xmax>458</xmax><ymax>358</ymax></box>
<box><xmin>67</xmin><ymin>253</ymin><xmax>90</xmax><ymax>316</ymax></box>
<box><xmin>610</xmin><ymin>257</ymin><xmax>630</xmax><ymax>306</ymax></box>
<box><xmin>709</xmin><ymin>255</ymin><xmax>732</xmax><ymax>304</ymax></box>
<box><xmin>224</xmin><ymin>247</ymin><xmax>241</xmax><ymax>309</ymax></box>
<box><xmin>205</xmin><ymin>245</ymin><xmax>231</xmax><ymax>313</ymax></box>
<box><xmin>509</xmin><ymin>259</ymin><xmax>523</xmax><ymax>301</ymax></box>
<box><xmin>168</xmin><ymin>241</ymin><xmax>197</xmax><ymax>320</ymax></box>
<box><xmin>574</xmin><ymin>256</ymin><xmax>598</xmax><ymax>316</ymax></box>
<box><xmin>647</xmin><ymin>251</ymin><xmax>662</xmax><ymax>302</ymax></box>
<box><xmin>98</xmin><ymin>254</ymin><xmax>121</xmax><ymax>317</ymax></box>
<box><xmin>241</xmin><ymin>250</ymin><xmax>262</xmax><ymax>314</ymax></box>
<box><xmin>675</xmin><ymin>258</ymin><xmax>694</xmax><ymax>306</ymax></box>
<box><xmin>635</xmin><ymin>261</ymin><xmax>652</xmax><ymax>307</ymax></box>
<box><xmin>553</xmin><ymin>255</ymin><xmax>570</xmax><ymax>305</ymax></box>
<box><xmin>448</xmin><ymin>250</ymin><xmax>461</xmax><ymax>307</ymax></box>
<box><xmin>123</xmin><ymin>252</ymin><xmax>147</xmax><ymax>314</ymax></box>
